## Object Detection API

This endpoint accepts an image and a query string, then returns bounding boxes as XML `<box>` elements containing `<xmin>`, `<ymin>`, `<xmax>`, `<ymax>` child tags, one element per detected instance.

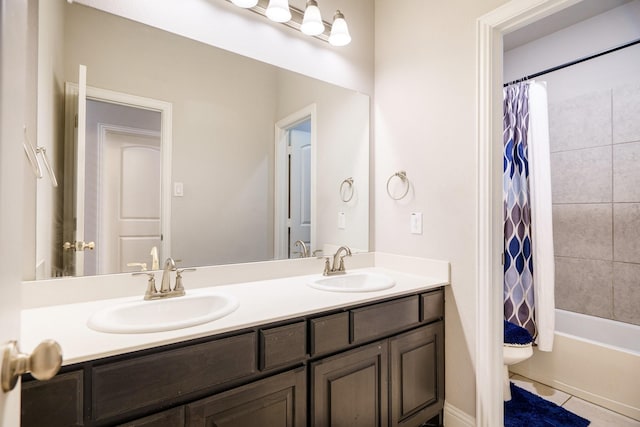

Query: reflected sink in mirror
<box><xmin>308</xmin><ymin>272</ymin><xmax>396</xmax><ymax>293</ymax></box>
<box><xmin>87</xmin><ymin>292</ymin><xmax>239</xmax><ymax>334</ymax></box>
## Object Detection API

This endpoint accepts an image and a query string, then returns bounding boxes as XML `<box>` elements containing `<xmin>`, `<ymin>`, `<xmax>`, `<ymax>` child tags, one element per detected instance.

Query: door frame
<box><xmin>475</xmin><ymin>0</ymin><xmax>581</xmax><ymax>425</ymax></box>
<box><xmin>63</xmin><ymin>84</ymin><xmax>172</xmax><ymax>272</ymax></box>
<box><xmin>274</xmin><ymin>104</ymin><xmax>317</xmax><ymax>259</ymax></box>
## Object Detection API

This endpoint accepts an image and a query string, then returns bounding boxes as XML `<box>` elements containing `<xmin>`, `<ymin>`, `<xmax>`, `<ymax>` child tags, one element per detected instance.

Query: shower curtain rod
<box><xmin>503</xmin><ymin>37</ymin><xmax>640</xmax><ymax>87</ymax></box>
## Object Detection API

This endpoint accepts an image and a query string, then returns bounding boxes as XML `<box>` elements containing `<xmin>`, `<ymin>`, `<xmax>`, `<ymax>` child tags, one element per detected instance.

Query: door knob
<box><xmin>62</xmin><ymin>241</ymin><xmax>95</xmax><ymax>251</ymax></box>
<box><xmin>1</xmin><ymin>340</ymin><xmax>62</xmax><ymax>392</ymax></box>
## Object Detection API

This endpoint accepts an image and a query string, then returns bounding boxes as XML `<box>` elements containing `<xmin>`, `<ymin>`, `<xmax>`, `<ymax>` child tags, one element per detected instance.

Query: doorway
<box><xmin>62</xmin><ymin>83</ymin><xmax>172</xmax><ymax>276</ymax></box>
<box><xmin>274</xmin><ymin>104</ymin><xmax>317</xmax><ymax>260</ymax></box>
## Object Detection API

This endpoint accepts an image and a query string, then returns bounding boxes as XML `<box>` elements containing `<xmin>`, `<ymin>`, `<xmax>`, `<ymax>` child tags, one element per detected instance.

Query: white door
<box><xmin>101</xmin><ymin>129</ymin><xmax>161</xmax><ymax>273</ymax></box>
<box><xmin>1</xmin><ymin>0</ymin><xmax>27</xmax><ymax>422</ymax></box>
<box><xmin>288</xmin><ymin>129</ymin><xmax>312</xmax><ymax>257</ymax></box>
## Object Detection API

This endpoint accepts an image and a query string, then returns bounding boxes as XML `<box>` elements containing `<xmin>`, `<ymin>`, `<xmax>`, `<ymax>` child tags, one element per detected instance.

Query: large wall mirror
<box><xmin>30</xmin><ymin>1</ymin><xmax>369</xmax><ymax>280</ymax></box>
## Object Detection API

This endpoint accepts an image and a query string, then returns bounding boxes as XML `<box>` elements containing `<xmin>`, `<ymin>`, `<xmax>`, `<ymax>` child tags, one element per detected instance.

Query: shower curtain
<box><xmin>503</xmin><ymin>81</ymin><xmax>555</xmax><ymax>351</ymax></box>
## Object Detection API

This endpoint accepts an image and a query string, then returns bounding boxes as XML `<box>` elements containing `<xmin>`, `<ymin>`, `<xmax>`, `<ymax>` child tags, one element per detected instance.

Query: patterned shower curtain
<box><xmin>503</xmin><ymin>83</ymin><xmax>536</xmax><ymax>338</ymax></box>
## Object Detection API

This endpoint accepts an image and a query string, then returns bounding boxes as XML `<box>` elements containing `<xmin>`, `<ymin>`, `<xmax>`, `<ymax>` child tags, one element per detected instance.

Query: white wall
<box><xmin>374</xmin><ymin>0</ymin><xmax>509</xmax><ymax>419</ymax></box>
<box><xmin>504</xmin><ymin>1</ymin><xmax>640</xmax><ymax>93</ymax></box>
<box><xmin>74</xmin><ymin>0</ymin><xmax>374</xmax><ymax>96</ymax></box>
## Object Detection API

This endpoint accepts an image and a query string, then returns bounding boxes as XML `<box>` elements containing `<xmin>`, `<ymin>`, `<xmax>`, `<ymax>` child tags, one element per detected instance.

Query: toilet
<box><xmin>503</xmin><ymin>320</ymin><xmax>534</xmax><ymax>401</ymax></box>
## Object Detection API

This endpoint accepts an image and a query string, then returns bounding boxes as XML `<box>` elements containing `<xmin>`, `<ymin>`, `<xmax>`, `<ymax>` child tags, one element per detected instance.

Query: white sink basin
<box><xmin>308</xmin><ymin>272</ymin><xmax>396</xmax><ymax>293</ymax></box>
<box><xmin>87</xmin><ymin>292</ymin><xmax>239</xmax><ymax>334</ymax></box>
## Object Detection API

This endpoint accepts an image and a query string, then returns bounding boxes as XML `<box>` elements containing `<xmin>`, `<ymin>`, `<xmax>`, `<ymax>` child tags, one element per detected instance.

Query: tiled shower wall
<box><xmin>550</xmin><ymin>82</ymin><xmax>640</xmax><ymax>326</ymax></box>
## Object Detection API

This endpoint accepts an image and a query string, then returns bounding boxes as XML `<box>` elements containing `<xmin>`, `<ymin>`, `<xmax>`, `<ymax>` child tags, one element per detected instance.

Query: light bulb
<box><xmin>266</xmin><ymin>0</ymin><xmax>291</xmax><ymax>23</ymax></box>
<box><xmin>231</xmin><ymin>0</ymin><xmax>258</xmax><ymax>7</ymax></box>
<box><xmin>301</xmin><ymin>0</ymin><xmax>324</xmax><ymax>36</ymax></box>
<box><xmin>329</xmin><ymin>10</ymin><xmax>351</xmax><ymax>46</ymax></box>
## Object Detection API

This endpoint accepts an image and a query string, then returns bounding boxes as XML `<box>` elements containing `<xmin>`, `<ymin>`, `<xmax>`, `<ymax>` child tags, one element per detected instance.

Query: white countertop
<box><xmin>21</xmin><ymin>266</ymin><xmax>447</xmax><ymax>365</ymax></box>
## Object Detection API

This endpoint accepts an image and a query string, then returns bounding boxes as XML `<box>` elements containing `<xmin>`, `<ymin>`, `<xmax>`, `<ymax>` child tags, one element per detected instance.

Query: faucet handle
<box><xmin>127</xmin><ymin>262</ymin><xmax>148</xmax><ymax>271</ymax></box>
<box><xmin>133</xmin><ymin>272</ymin><xmax>157</xmax><ymax>299</ymax></box>
<box><xmin>174</xmin><ymin>268</ymin><xmax>196</xmax><ymax>293</ymax></box>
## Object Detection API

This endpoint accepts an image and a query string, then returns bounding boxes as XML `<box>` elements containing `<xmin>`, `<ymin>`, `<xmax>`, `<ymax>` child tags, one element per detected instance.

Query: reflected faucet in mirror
<box><xmin>293</xmin><ymin>240</ymin><xmax>309</xmax><ymax>258</ymax></box>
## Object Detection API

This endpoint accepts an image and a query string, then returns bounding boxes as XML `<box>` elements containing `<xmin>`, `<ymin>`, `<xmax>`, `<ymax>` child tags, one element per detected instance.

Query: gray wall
<box><xmin>550</xmin><ymin>82</ymin><xmax>640</xmax><ymax>326</ymax></box>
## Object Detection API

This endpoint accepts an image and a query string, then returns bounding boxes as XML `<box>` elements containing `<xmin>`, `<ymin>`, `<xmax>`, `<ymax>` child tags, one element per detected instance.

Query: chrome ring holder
<box><xmin>386</xmin><ymin>171</ymin><xmax>410</xmax><ymax>200</ymax></box>
<box><xmin>340</xmin><ymin>177</ymin><xmax>354</xmax><ymax>202</ymax></box>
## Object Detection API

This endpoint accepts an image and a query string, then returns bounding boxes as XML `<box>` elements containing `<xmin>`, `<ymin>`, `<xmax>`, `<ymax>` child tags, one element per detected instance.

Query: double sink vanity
<box><xmin>20</xmin><ymin>253</ymin><xmax>449</xmax><ymax>427</ymax></box>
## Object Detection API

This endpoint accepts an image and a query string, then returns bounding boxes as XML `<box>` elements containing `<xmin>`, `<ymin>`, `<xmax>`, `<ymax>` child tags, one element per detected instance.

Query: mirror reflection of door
<box><xmin>288</xmin><ymin>120</ymin><xmax>312</xmax><ymax>258</ymax></box>
<box><xmin>63</xmin><ymin>95</ymin><xmax>163</xmax><ymax>276</ymax></box>
<box><xmin>85</xmin><ymin>100</ymin><xmax>162</xmax><ymax>275</ymax></box>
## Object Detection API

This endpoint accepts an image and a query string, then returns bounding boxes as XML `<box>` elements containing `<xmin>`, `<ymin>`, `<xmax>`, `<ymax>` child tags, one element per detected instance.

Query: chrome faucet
<box><xmin>323</xmin><ymin>246</ymin><xmax>352</xmax><ymax>276</ymax></box>
<box><xmin>294</xmin><ymin>240</ymin><xmax>309</xmax><ymax>258</ymax></box>
<box><xmin>160</xmin><ymin>257</ymin><xmax>176</xmax><ymax>293</ymax></box>
<box><xmin>133</xmin><ymin>257</ymin><xmax>195</xmax><ymax>300</ymax></box>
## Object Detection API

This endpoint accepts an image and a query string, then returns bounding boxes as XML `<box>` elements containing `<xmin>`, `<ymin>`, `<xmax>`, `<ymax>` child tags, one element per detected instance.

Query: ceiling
<box><xmin>503</xmin><ymin>0</ymin><xmax>634</xmax><ymax>51</ymax></box>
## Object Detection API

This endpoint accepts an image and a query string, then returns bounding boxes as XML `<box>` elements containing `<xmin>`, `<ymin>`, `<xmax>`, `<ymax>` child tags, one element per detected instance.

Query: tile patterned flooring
<box><xmin>510</xmin><ymin>374</ymin><xmax>640</xmax><ymax>427</ymax></box>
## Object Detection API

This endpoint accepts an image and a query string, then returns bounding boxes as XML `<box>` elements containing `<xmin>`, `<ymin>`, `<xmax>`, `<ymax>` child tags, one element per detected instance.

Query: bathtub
<box><xmin>511</xmin><ymin>309</ymin><xmax>640</xmax><ymax>421</ymax></box>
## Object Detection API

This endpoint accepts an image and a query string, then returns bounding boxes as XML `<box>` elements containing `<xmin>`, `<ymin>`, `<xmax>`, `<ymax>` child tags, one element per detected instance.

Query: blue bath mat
<box><xmin>505</xmin><ymin>383</ymin><xmax>590</xmax><ymax>427</ymax></box>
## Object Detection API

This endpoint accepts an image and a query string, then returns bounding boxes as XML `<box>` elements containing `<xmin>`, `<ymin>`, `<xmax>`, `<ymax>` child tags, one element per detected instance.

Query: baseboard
<box><xmin>444</xmin><ymin>401</ymin><xmax>476</xmax><ymax>427</ymax></box>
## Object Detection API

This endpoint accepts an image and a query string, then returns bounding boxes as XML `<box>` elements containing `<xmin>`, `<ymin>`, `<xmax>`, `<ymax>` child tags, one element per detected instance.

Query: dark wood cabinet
<box><xmin>186</xmin><ymin>367</ymin><xmax>306</xmax><ymax>427</ymax></box>
<box><xmin>311</xmin><ymin>340</ymin><xmax>389</xmax><ymax>427</ymax></box>
<box><xmin>21</xmin><ymin>370</ymin><xmax>84</xmax><ymax>427</ymax></box>
<box><xmin>118</xmin><ymin>407</ymin><xmax>185</xmax><ymax>427</ymax></box>
<box><xmin>390</xmin><ymin>323</ymin><xmax>444</xmax><ymax>427</ymax></box>
<box><xmin>22</xmin><ymin>288</ymin><xmax>445</xmax><ymax>427</ymax></box>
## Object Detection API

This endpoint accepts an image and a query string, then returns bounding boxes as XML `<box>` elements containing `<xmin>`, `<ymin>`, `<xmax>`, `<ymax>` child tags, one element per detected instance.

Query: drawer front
<box><xmin>260</xmin><ymin>321</ymin><xmax>306</xmax><ymax>370</ymax></box>
<box><xmin>351</xmin><ymin>296</ymin><xmax>420</xmax><ymax>343</ymax></box>
<box><xmin>309</xmin><ymin>312</ymin><xmax>350</xmax><ymax>356</ymax></box>
<box><xmin>92</xmin><ymin>332</ymin><xmax>257</xmax><ymax>421</ymax></box>
<box><xmin>118</xmin><ymin>407</ymin><xmax>185</xmax><ymax>427</ymax></box>
<box><xmin>421</xmin><ymin>289</ymin><xmax>444</xmax><ymax>324</ymax></box>
<box><xmin>22</xmin><ymin>370</ymin><xmax>84</xmax><ymax>427</ymax></box>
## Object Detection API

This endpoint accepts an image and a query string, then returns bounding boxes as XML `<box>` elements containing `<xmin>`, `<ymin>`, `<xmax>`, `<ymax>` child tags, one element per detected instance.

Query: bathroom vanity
<box><xmin>19</xmin><ymin>264</ymin><xmax>446</xmax><ymax>427</ymax></box>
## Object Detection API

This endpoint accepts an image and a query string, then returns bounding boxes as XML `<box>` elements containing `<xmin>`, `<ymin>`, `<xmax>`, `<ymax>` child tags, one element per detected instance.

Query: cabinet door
<box><xmin>118</xmin><ymin>407</ymin><xmax>184</xmax><ymax>427</ymax></box>
<box><xmin>311</xmin><ymin>340</ymin><xmax>388</xmax><ymax>427</ymax></box>
<box><xmin>185</xmin><ymin>367</ymin><xmax>306</xmax><ymax>427</ymax></box>
<box><xmin>389</xmin><ymin>322</ymin><xmax>444</xmax><ymax>427</ymax></box>
<box><xmin>21</xmin><ymin>370</ymin><xmax>84</xmax><ymax>427</ymax></box>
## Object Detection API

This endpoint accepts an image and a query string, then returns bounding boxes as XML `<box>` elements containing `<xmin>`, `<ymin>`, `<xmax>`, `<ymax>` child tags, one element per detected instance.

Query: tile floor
<box><xmin>510</xmin><ymin>374</ymin><xmax>640</xmax><ymax>427</ymax></box>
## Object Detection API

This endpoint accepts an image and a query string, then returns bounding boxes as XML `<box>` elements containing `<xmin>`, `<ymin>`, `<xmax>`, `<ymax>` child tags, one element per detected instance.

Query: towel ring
<box><xmin>386</xmin><ymin>171</ymin><xmax>410</xmax><ymax>200</ymax></box>
<box><xmin>340</xmin><ymin>177</ymin><xmax>354</xmax><ymax>202</ymax></box>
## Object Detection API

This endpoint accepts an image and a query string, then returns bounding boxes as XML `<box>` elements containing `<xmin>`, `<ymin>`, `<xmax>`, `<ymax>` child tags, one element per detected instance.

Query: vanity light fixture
<box><xmin>266</xmin><ymin>0</ymin><xmax>292</xmax><ymax>22</ymax></box>
<box><xmin>231</xmin><ymin>0</ymin><xmax>259</xmax><ymax>7</ymax></box>
<box><xmin>328</xmin><ymin>10</ymin><xmax>351</xmax><ymax>46</ymax></box>
<box><xmin>300</xmin><ymin>0</ymin><xmax>324</xmax><ymax>36</ymax></box>
<box><xmin>225</xmin><ymin>0</ymin><xmax>351</xmax><ymax>46</ymax></box>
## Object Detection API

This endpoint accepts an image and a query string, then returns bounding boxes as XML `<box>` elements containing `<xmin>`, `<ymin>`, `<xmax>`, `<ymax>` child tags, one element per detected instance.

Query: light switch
<box><xmin>410</xmin><ymin>212</ymin><xmax>422</xmax><ymax>234</ymax></box>
<box><xmin>174</xmin><ymin>182</ymin><xmax>184</xmax><ymax>197</ymax></box>
<box><xmin>338</xmin><ymin>212</ymin><xmax>346</xmax><ymax>229</ymax></box>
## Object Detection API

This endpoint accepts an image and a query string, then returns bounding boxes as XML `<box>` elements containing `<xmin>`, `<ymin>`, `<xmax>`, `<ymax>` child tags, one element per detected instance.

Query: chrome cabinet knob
<box><xmin>1</xmin><ymin>340</ymin><xmax>63</xmax><ymax>392</ymax></box>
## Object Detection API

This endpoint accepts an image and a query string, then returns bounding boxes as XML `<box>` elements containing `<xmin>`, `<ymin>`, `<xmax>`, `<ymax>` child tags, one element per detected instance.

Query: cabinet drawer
<box><xmin>259</xmin><ymin>321</ymin><xmax>306</xmax><ymax>370</ymax></box>
<box><xmin>421</xmin><ymin>289</ymin><xmax>444</xmax><ymax>323</ymax></box>
<box><xmin>309</xmin><ymin>312</ymin><xmax>350</xmax><ymax>356</ymax></box>
<box><xmin>92</xmin><ymin>332</ymin><xmax>257</xmax><ymax>421</ymax></box>
<box><xmin>118</xmin><ymin>407</ymin><xmax>185</xmax><ymax>427</ymax></box>
<box><xmin>21</xmin><ymin>370</ymin><xmax>84</xmax><ymax>427</ymax></box>
<box><xmin>351</xmin><ymin>296</ymin><xmax>420</xmax><ymax>343</ymax></box>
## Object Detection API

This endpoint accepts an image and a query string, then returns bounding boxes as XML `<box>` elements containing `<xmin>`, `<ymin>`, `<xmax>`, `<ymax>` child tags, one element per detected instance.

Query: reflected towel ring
<box><xmin>386</xmin><ymin>171</ymin><xmax>410</xmax><ymax>200</ymax></box>
<box><xmin>340</xmin><ymin>177</ymin><xmax>354</xmax><ymax>202</ymax></box>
